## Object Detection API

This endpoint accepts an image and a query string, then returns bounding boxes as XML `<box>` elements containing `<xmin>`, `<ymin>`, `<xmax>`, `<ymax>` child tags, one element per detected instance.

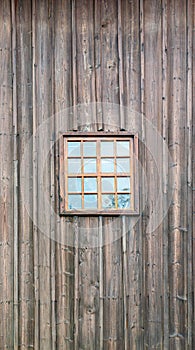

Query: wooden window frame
<box><xmin>59</xmin><ymin>132</ymin><xmax>139</xmax><ymax>216</ymax></box>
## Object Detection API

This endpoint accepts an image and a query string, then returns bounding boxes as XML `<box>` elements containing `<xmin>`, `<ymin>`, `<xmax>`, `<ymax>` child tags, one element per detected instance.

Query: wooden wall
<box><xmin>0</xmin><ymin>0</ymin><xmax>194</xmax><ymax>349</ymax></box>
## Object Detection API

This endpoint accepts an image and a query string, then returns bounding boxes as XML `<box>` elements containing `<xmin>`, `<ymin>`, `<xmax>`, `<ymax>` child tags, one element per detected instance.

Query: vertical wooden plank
<box><xmin>97</xmin><ymin>2</ymin><xmax>124</xmax><ymax>348</ymax></box>
<box><xmin>139</xmin><ymin>2</ymin><xmax>146</xmax><ymax>348</ymax></box>
<box><xmin>0</xmin><ymin>1</ymin><xmax>14</xmax><ymax>348</ymax></box>
<box><xmin>54</xmin><ymin>1</ymin><xmax>75</xmax><ymax>349</ymax></box>
<box><xmin>72</xmin><ymin>1</ymin><xmax>100</xmax><ymax>349</ymax></box>
<box><xmin>121</xmin><ymin>217</ymin><xmax>128</xmax><ymax>350</ymax></box>
<box><xmin>50</xmin><ymin>1</ymin><xmax>56</xmax><ymax>348</ymax></box>
<box><xmin>76</xmin><ymin>0</ymin><xmax>96</xmax><ymax>128</ymax></box>
<box><xmin>54</xmin><ymin>0</ymin><xmax>72</xmax><ymax>113</ymax></box>
<box><xmin>74</xmin><ymin>217</ymin><xmax>79</xmax><ymax>350</ymax></box>
<box><xmin>99</xmin><ymin>216</ymin><xmax>103</xmax><ymax>350</ymax></box>
<box><xmin>162</xmin><ymin>0</ymin><xmax>169</xmax><ymax>348</ymax></box>
<box><xmin>103</xmin><ymin>218</ymin><xmax>124</xmax><ymax>350</ymax></box>
<box><xmin>100</xmin><ymin>0</ymin><xmax>120</xmax><ymax>128</ymax></box>
<box><xmin>121</xmin><ymin>1</ymin><xmax>144</xmax><ymax>348</ymax></box>
<box><xmin>16</xmin><ymin>0</ymin><xmax>34</xmax><ymax>348</ymax></box>
<box><xmin>32</xmin><ymin>0</ymin><xmax>39</xmax><ymax>348</ymax></box>
<box><xmin>55</xmin><ymin>220</ymin><xmax>75</xmax><ymax>348</ymax></box>
<box><xmin>35</xmin><ymin>0</ymin><xmax>53</xmax><ymax>348</ymax></box>
<box><xmin>167</xmin><ymin>0</ymin><xmax>188</xmax><ymax>348</ymax></box>
<box><xmin>122</xmin><ymin>0</ymin><xmax>140</xmax><ymax>115</ymax></box>
<box><xmin>72</xmin><ymin>0</ymin><xmax>78</xmax><ymax>130</ymax></box>
<box><xmin>192</xmin><ymin>2</ymin><xmax>195</xmax><ymax>347</ymax></box>
<box><xmin>11</xmin><ymin>1</ymin><xmax>19</xmax><ymax>349</ymax></box>
<box><xmin>125</xmin><ymin>219</ymin><xmax>144</xmax><ymax>350</ymax></box>
<box><xmin>94</xmin><ymin>0</ymin><xmax>103</xmax><ymax>130</ymax></box>
<box><xmin>186</xmin><ymin>1</ymin><xmax>193</xmax><ymax>348</ymax></box>
<box><xmin>144</xmin><ymin>0</ymin><xmax>163</xmax><ymax>348</ymax></box>
<box><xmin>55</xmin><ymin>222</ymin><xmax>74</xmax><ymax>350</ymax></box>
<box><xmin>117</xmin><ymin>0</ymin><xmax>125</xmax><ymax>130</ymax></box>
<box><xmin>191</xmin><ymin>0</ymin><xmax>195</xmax><ymax>347</ymax></box>
<box><xmin>77</xmin><ymin>218</ymin><xmax>100</xmax><ymax>349</ymax></box>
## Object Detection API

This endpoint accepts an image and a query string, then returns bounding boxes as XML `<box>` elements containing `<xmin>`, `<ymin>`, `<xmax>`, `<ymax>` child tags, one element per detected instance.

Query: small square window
<box><xmin>59</xmin><ymin>132</ymin><xmax>139</xmax><ymax>215</ymax></box>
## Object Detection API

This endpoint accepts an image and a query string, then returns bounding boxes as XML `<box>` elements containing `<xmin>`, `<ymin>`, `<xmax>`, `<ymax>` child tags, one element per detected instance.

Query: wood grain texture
<box><xmin>162</xmin><ymin>0</ymin><xmax>169</xmax><ymax>348</ymax></box>
<box><xmin>186</xmin><ymin>1</ymin><xmax>193</xmax><ymax>348</ymax></box>
<box><xmin>35</xmin><ymin>0</ymin><xmax>53</xmax><ymax>348</ymax></box>
<box><xmin>167</xmin><ymin>1</ymin><xmax>188</xmax><ymax>348</ymax></box>
<box><xmin>192</xmin><ymin>3</ymin><xmax>195</xmax><ymax>348</ymax></box>
<box><xmin>32</xmin><ymin>0</ymin><xmax>39</xmax><ymax>348</ymax></box>
<box><xmin>54</xmin><ymin>2</ymin><xmax>75</xmax><ymax>349</ymax></box>
<box><xmin>144</xmin><ymin>1</ymin><xmax>163</xmax><ymax>347</ymax></box>
<box><xmin>0</xmin><ymin>1</ymin><xmax>14</xmax><ymax>348</ymax></box>
<box><xmin>16</xmin><ymin>1</ymin><xmax>34</xmax><ymax>348</ymax></box>
<box><xmin>0</xmin><ymin>1</ymin><xmax>194</xmax><ymax>349</ymax></box>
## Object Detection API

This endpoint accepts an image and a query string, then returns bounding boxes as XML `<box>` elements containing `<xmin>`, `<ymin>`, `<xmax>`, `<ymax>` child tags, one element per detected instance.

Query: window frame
<box><xmin>59</xmin><ymin>132</ymin><xmax>139</xmax><ymax>216</ymax></box>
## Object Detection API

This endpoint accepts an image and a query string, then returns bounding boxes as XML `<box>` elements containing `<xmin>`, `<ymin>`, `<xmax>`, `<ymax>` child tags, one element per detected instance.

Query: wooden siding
<box><xmin>0</xmin><ymin>0</ymin><xmax>194</xmax><ymax>349</ymax></box>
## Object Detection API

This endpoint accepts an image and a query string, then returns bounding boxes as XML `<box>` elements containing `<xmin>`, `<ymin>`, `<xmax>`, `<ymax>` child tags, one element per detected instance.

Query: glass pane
<box><xmin>83</xmin><ymin>142</ymin><xmax>96</xmax><ymax>157</ymax></box>
<box><xmin>84</xmin><ymin>178</ymin><xmax>97</xmax><ymax>192</ymax></box>
<box><xmin>117</xmin><ymin>177</ymin><xmax>130</xmax><ymax>192</ymax></box>
<box><xmin>102</xmin><ymin>177</ymin><xmax>115</xmax><ymax>192</ymax></box>
<box><xmin>117</xmin><ymin>141</ymin><xmax>130</xmax><ymax>156</ymax></box>
<box><xmin>101</xmin><ymin>141</ymin><xmax>114</xmax><ymax>156</ymax></box>
<box><xmin>68</xmin><ymin>142</ymin><xmax>81</xmax><ymax>157</ymax></box>
<box><xmin>117</xmin><ymin>158</ymin><xmax>130</xmax><ymax>173</ymax></box>
<box><xmin>101</xmin><ymin>159</ymin><xmax>114</xmax><ymax>173</ymax></box>
<box><xmin>84</xmin><ymin>159</ymin><xmax>96</xmax><ymax>173</ymax></box>
<box><xmin>102</xmin><ymin>194</ymin><xmax>116</xmax><ymax>209</ymax></box>
<box><xmin>68</xmin><ymin>194</ymin><xmax>82</xmax><ymax>209</ymax></box>
<box><xmin>68</xmin><ymin>177</ymin><xmax>81</xmax><ymax>192</ymax></box>
<box><xmin>68</xmin><ymin>158</ymin><xmax>81</xmax><ymax>174</ymax></box>
<box><xmin>117</xmin><ymin>194</ymin><xmax>130</xmax><ymax>208</ymax></box>
<box><xmin>84</xmin><ymin>195</ymin><xmax>97</xmax><ymax>209</ymax></box>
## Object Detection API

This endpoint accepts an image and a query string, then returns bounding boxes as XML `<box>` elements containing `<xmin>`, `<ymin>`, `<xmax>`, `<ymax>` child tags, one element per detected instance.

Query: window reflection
<box><xmin>68</xmin><ymin>195</ymin><xmax>82</xmax><ymax>209</ymax></box>
<box><xmin>117</xmin><ymin>177</ymin><xmax>130</xmax><ymax>192</ymax></box>
<box><xmin>84</xmin><ymin>178</ymin><xmax>97</xmax><ymax>192</ymax></box>
<box><xmin>84</xmin><ymin>159</ymin><xmax>96</xmax><ymax>173</ymax></box>
<box><xmin>101</xmin><ymin>159</ymin><xmax>114</xmax><ymax>173</ymax></box>
<box><xmin>102</xmin><ymin>194</ymin><xmax>115</xmax><ymax>208</ymax></box>
<box><xmin>68</xmin><ymin>177</ymin><xmax>81</xmax><ymax>192</ymax></box>
<box><xmin>68</xmin><ymin>159</ymin><xmax>81</xmax><ymax>174</ymax></box>
<box><xmin>68</xmin><ymin>142</ymin><xmax>81</xmax><ymax>157</ymax></box>
<box><xmin>84</xmin><ymin>195</ymin><xmax>97</xmax><ymax>209</ymax></box>
<box><xmin>101</xmin><ymin>177</ymin><xmax>115</xmax><ymax>192</ymax></box>
<box><xmin>117</xmin><ymin>141</ymin><xmax>129</xmax><ymax>156</ymax></box>
<box><xmin>116</xmin><ymin>158</ymin><xmax>130</xmax><ymax>173</ymax></box>
<box><xmin>83</xmin><ymin>142</ymin><xmax>96</xmax><ymax>157</ymax></box>
<box><xmin>117</xmin><ymin>194</ymin><xmax>130</xmax><ymax>208</ymax></box>
<box><xmin>101</xmin><ymin>141</ymin><xmax>114</xmax><ymax>156</ymax></box>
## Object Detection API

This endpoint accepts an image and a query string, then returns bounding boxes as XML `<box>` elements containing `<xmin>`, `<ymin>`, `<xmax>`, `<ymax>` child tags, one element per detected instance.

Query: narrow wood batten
<box><xmin>162</xmin><ymin>0</ymin><xmax>169</xmax><ymax>347</ymax></box>
<box><xmin>16</xmin><ymin>0</ymin><xmax>35</xmax><ymax>347</ymax></box>
<box><xmin>192</xmin><ymin>2</ymin><xmax>195</xmax><ymax>348</ymax></box>
<box><xmin>0</xmin><ymin>1</ymin><xmax>14</xmax><ymax>348</ymax></box>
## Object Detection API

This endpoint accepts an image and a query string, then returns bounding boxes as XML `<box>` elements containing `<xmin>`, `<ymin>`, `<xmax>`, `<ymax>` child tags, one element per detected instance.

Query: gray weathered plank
<box><xmin>0</xmin><ymin>1</ymin><xmax>14</xmax><ymax>348</ymax></box>
<box><xmin>34</xmin><ymin>0</ymin><xmax>53</xmax><ymax>348</ymax></box>
<box><xmin>167</xmin><ymin>0</ymin><xmax>188</xmax><ymax>348</ymax></box>
<box><xmin>16</xmin><ymin>0</ymin><xmax>34</xmax><ymax>348</ymax></box>
<box><xmin>144</xmin><ymin>0</ymin><xmax>164</xmax><ymax>347</ymax></box>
